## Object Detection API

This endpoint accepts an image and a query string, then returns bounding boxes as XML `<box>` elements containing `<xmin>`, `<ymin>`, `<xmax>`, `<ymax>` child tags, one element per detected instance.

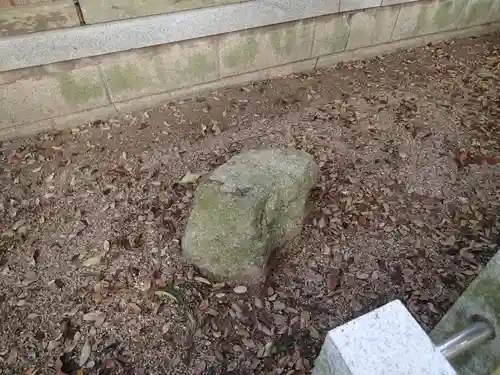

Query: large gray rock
<box><xmin>182</xmin><ymin>148</ymin><xmax>319</xmax><ymax>282</ymax></box>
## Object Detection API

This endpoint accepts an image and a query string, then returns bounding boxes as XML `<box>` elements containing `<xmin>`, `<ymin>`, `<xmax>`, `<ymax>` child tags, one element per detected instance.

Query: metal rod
<box><xmin>437</xmin><ymin>321</ymin><xmax>494</xmax><ymax>360</ymax></box>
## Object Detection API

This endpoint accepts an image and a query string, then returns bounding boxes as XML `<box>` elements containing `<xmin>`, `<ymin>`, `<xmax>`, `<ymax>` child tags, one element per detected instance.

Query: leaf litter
<box><xmin>0</xmin><ymin>33</ymin><xmax>500</xmax><ymax>374</ymax></box>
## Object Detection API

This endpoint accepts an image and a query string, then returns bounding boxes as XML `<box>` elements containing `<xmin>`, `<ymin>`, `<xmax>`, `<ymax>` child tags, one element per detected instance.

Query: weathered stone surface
<box><xmin>0</xmin><ymin>1</ymin><xmax>79</xmax><ymax>37</ymax></box>
<box><xmin>80</xmin><ymin>0</ymin><xmax>247</xmax><ymax>24</ymax></box>
<box><xmin>346</xmin><ymin>6</ymin><xmax>399</xmax><ymax>50</ymax></box>
<box><xmin>431</xmin><ymin>249</ymin><xmax>500</xmax><ymax>375</ymax></box>
<box><xmin>219</xmin><ymin>21</ymin><xmax>314</xmax><ymax>78</ymax></box>
<box><xmin>312</xmin><ymin>14</ymin><xmax>350</xmax><ymax>57</ymax></box>
<box><xmin>0</xmin><ymin>88</ymin><xmax>13</xmax><ymax>130</ymax></box>
<box><xmin>457</xmin><ymin>0</ymin><xmax>497</xmax><ymax>28</ymax></box>
<box><xmin>313</xmin><ymin>300</ymin><xmax>456</xmax><ymax>375</ymax></box>
<box><xmin>1</xmin><ymin>65</ymin><xmax>109</xmax><ymax>125</ymax></box>
<box><xmin>316</xmin><ymin>22</ymin><xmax>491</xmax><ymax>70</ymax></box>
<box><xmin>392</xmin><ymin>0</ymin><xmax>467</xmax><ymax>41</ymax></box>
<box><xmin>100</xmin><ymin>38</ymin><xmax>218</xmax><ymax>103</ymax></box>
<box><xmin>183</xmin><ymin>149</ymin><xmax>318</xmax><ymax>281</ymax></box>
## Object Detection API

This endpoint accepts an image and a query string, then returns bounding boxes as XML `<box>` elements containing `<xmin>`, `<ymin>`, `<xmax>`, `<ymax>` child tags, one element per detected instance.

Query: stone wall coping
<box><xmin>0</xmin><ymin>0</ymin><xmax>417</xmax><ymax>72</ymax></box>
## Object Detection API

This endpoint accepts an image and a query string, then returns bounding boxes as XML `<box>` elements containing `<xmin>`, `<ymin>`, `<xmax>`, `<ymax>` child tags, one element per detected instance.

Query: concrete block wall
<box><xmin>0</xmin><ymin>0</ymin><xmax>499</xmax><ymax>139</ymax></box>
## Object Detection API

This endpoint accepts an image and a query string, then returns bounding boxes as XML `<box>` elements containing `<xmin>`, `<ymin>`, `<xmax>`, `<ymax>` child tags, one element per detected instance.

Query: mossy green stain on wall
<box><xmin>59</xmin><ymin>73</ymin><xmax>103</xmax><ymax>108</ymax></box>
<box><xmin>461</xmin><ymin>0</ymin><xmax>494</xmax><ymax>27</ymax></box>
<box><xmin>181</xmin><ymin>52</ymin><xmax>216</xmax><ymax>81</ymax></box>
<box><xmin>225</xmin><ymin>36</ymin><xmax>259</xmax><ymax>69</ymax></box>
<box><xmin>105</xmin><ymin>63</ymin><xmax>151</xmax><ymax>93</ymax></box>
<box><xmin>433</xmin><ymin>0</ymin><xmax>464</xmax><ymax>30</ymax></box>
<box><xmin>269</xmin><ymin>28</ymin><xmax>297</xmax><ymax>56</ymax></box>
<box><xmin>331</xmin><ymin>18</ymin><xmax>350</xmax><ymax>51</ymax></box>
<box><xmin>415</xmin><ymin>0</ymin><xmax>466</xmax><ymax>34</ymax></box>
<box><xmin>313</xmin><ymin>16</ymin><xmax>350</xmax><ymax>56</ymax></box>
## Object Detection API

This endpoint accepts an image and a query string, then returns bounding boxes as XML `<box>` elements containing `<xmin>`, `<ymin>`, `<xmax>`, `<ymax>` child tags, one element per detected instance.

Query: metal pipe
<box><xmin>437</xmin><ymin>321</ymin><xmax>494</xmax><ymax>360</ymax></box>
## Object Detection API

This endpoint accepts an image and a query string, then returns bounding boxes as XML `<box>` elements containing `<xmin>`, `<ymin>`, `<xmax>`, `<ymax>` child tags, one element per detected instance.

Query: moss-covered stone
<box><xmin>182</xmin><ymin>149</ymin><xmax>319</xmax><ymax>282</ymax></box>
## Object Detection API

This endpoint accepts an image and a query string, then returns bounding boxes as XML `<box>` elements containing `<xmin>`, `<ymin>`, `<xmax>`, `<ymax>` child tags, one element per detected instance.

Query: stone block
<box><xmin>219</xmin><ymin>20</ymin><xmax>314</xmax><ymax>78</ymax></box>
<box><xmin>457</xmin><ymin>0</ymin><xmax>495</xmax><ymax>28</ymax></box>
<box><xmin>0</xmin><ymin>0</ymin><xmax>12</xmax><ymax>7</ymax></box>
<box><xmin>0</xmin><ymin>1</ymin><xmax>79</xmax><ymax>37</ymax></box>
<box><xmin>312</xmin><ymin>14</ymin><xmax>350</xmax><ymax>57</ymax></box>
<box><xmin>183</xmin><ymin>149</ymin><xmax>319</xmax><ymax>282</ymax></box>
<box><xmin>101</xmin><ymin>38</ymin><xmax>218</xmax><ymax>103</ymax></box>
<box><xmin>392</xmin><ymin>0</ymin><xmax>467</xmax><ymax>41</ymax></box>
<box><xmin>2</xmin><ymin>65</ymin><xmax>109</xmax><ymax>125</ymax></box>
<box><xmin>430</xmin><ymin>249</ymin><xmax>500</xmax><ymax>375</ymax></box>
<box><xmin>312</xmin><ymin>300</ymin><xmax>456</xmax><ymax>375</ymax></box>
<box><xmin>339</xmin><ymin>0</ymin><xmax>382</xmax><ymax>13</ymax></box>
<box><xmin>346</xmin><ymin>6</ymin><xmax>399</xmax><ymax>50</ymax></box>
<box><xmin>80</xmin><ymin>0</ymin><xmax>246</xmax><ymax>24</ymax></box>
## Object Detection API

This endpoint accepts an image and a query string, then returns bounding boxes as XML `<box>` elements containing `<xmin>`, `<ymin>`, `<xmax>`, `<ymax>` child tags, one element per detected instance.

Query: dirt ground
<box><xmin>1</xmin><ymin>32</ymin><xmax>500</xmax><ymax>375</ymax></box>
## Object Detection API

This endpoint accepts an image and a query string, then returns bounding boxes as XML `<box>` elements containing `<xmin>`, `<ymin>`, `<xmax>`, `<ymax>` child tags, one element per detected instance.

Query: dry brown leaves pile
<box><xmin>0</xmin><ymin>33</ymin><xmax>500</xmax><ymax>375</ymax></box>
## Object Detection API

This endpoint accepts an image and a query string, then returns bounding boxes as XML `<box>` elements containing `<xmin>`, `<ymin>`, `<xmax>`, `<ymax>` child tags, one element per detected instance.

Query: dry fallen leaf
<box><xmin>22</xmin><ymin>271</ymin><xmax>38</xmax><ymax>286</ymax></box>
<box><xmin>155</xmin><ymin>286</ymin><xmax>185</xmax><ymax>304</ymax></box>
<box><xmin>180</xmin><ymin>172</ymin><xmax>202</xmax><ymax>184</ymax></box>
<box><xmin>82</xmin><ymin>252</ymin><xmax>106</xmax><ymax>267</ymax></box>
<box><xmin>128</xmin><ymin>302</ymin><xmax>142</xmax><ymax>314</ymax></box>
<box><xmin>233</xmin><ymin>286</ymin><xmax>247</xmax><ymax>294</ymax></box>
<box><xmin>83</xmin><ymin>311</ymin><xmax>105</xmax><ymax>327</ymax></box>
<box><xmin>194</xmin><ymin>276</ymin><xmax>212</xmax><ymax>285</ymax></box>
<box><xmin>79</xmin><ymin>340</ymin><xmax>91</xmax><ymax>366</ymax></box>
<box><xmin>356</xmin><ymin>272</ymin><xmax>370</xmax><ymax>280</ymax></box>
